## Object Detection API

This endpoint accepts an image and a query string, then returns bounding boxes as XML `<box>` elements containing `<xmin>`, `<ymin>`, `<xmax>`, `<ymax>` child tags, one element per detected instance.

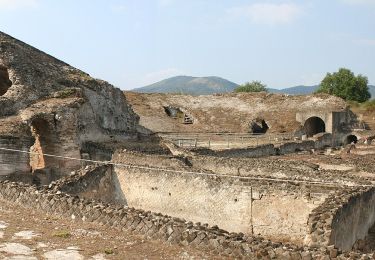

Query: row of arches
<box><xmin>303</xmin><ymin>116</ymin><xmax>359</xmax><ymax>145</ymax></box>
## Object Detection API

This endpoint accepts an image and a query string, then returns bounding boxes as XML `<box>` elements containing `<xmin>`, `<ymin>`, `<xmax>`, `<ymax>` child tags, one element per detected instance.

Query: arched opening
<box><xmin>249</xmin><ymin>118</ymin><xmax>269</xmax><ymax>134</ymax></box>
<box><xmin>29</xmin><ymin>118</ymin><xmax>59</xmax><ymax>171</ymax></box>
<box><xmin>0</xmin><ymin>65</ymin><xmax>12</xmax><ymax>96</ymax></box>
<box><xmin>344</xmin><ymin>135</ymin><xmax>358</xmax><ymax>145</ymax></box>
<box><xmin>163</xmin><ymin>106</ymin><xmax>183</xmax><ymax>118</ymax></box>
<box><xmin>304</xmin><ymin>117</ymin><xmax>325</xmax><ymax>137</ymax></box>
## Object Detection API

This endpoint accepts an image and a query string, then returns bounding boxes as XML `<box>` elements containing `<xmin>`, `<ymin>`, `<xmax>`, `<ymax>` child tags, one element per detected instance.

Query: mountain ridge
<box><xmin>132</xmin><ymin>75</ymin><xmax>375</xmax><ymax>98</ymax></box>
<box><xmin>132</xmin><ymin>75</ymin><xmax>238</xmax><ymax>95</ymax></box>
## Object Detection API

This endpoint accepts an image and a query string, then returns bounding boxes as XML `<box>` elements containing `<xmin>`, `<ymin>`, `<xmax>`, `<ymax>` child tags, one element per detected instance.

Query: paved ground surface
<box><xmin>0</xmin><ymin>199</ymin><xmax>225</xmax><ymax>259</ymax></box>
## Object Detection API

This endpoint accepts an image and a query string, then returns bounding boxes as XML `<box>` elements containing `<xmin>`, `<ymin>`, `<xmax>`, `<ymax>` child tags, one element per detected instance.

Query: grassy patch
<box><xmin>362</xmin><ymin>99</ymin><xmax>375</xmax><ymax>112</ymax></box>
<box><xmin>53</xmin><ymin>230</ymin><xmax>71</xmax><ymax>238</ymax></box>
<box><xmin>349</xmin><ymin>99</ymin><xmax>375</xmax><ymax>112</ymax></box>
<box><xmin>53</xmin><ymin>88</ymin><xmax>79</xmax><ymax>99</ymax></box>
<box><xmin>104</xmin><ymin>248</ymin><xmax>114</xmax><ymax>255</ymax></box>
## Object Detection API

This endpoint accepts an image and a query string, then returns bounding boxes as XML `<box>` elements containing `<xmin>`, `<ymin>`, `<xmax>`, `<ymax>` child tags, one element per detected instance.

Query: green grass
<box><xmin>362</xmin><ymin>99</ymin><xmax>375</xmax><ymax>111</ymax></box>
<box><xmin>53</xmin><ymin>230</ymin><xmax>71</xmax><ymax>238</ymax></box>
<box><xmin>54</xmin><ymin>88</ymin><xmax>78</xmax><ymax>98</ymax></box>
<box><xmin>349</xmin><ymin>99</ymin><xmax>375</xmax><ymax>112</ymax></box>
<box><xmin>104</xmin><ymin>248</ymin><xmax>114</xmax><ymax>254</ymax></box>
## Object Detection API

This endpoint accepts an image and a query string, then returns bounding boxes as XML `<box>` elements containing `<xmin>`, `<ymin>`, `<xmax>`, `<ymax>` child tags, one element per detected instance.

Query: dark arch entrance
<box><xmin>0</xmin><ymin>65</ymin><xmax>12</xmax><ymax>96</ymax></box>
<box><xmin>344</xmin><ymin>135</ymin><xmax>358</xmax><ymax>145</ymax></box>
<box><xmin>304</xmin><ymin>117</ymin><xmax>326</xmax><ymax>137</ymax></box>
<box><xmin>249</xmin><ymin>119</ymin><xmax>269</xmax><ymax>134</ymax></box>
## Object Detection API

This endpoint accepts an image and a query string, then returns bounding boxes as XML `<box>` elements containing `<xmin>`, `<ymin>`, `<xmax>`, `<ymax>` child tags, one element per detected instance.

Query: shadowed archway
<box><xmin>344</xmin><ymin>135</ymin><xmax>358</xmax><ymax>145</ymax></box>
<box><xmin>0</xmin><ymin>65</ymin><xmax>12</xmax><ymax>96</ymax></box>
<box><xmin>304</xmin><ymin>117</ymin><xmax>326</xmax><ymax>137</ymax></box>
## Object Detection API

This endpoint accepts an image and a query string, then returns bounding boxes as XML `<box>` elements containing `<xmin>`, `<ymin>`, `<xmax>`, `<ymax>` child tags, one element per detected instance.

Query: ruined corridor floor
<box><xmin>0</xmin><ymin>199</ymin><xmax>224</xmax><ymax>260</ymax></box>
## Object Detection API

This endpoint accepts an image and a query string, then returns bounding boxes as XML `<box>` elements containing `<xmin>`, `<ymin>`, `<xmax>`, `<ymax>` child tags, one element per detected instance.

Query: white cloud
<box><xmin>142</xmin><ymin>68</ymin><xmax>184</xmax><ymax>85</ymax></box>
<box><xmin>354</xmin><ymin>38</ymin><xmax>375</xmax><ymax>46</ymax></box>
<box><xmin>228</xmin><ymin>3</ymin><xmax>303</xmax><ymax>25</ymax></box>
<box><xmin>340</xmin><ymin>0</ymin><xmax>375</xmax><ymax>5</ymax></box>
<box><xmin>0</xmin><ymin>0</ymin><xmax>37</xmax><ymax>9</ymax></box>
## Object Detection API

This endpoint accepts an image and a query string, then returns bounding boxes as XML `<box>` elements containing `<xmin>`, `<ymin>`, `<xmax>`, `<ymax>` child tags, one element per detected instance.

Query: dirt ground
<box><xmin>0</xmin><ymin>199</ymin><xmax>225</xmax><ymax>260</ymax></box>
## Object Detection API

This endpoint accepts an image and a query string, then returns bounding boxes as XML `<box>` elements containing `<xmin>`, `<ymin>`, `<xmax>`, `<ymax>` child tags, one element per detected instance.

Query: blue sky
<box><xmin>0</xmin><ymin>0</ymin><xmax>374</xmax><ymax>89</ymax></box>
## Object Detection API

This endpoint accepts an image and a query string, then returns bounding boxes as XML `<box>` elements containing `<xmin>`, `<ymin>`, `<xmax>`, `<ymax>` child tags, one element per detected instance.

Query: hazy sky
<box><xmin>0</xmin><ymin>0</ymin><xmax>374</xmax><ymax>89</ymax></box>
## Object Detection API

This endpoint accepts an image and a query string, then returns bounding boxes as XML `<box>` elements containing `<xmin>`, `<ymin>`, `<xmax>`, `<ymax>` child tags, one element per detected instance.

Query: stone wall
<box><xmin>0</xmin><ymin>136</ymin><xmax>34</xmax><ymax>176</ymax></box>
<box><xmin>0</xmin><ymin>179</ymin><xmax>327</xmax><ymax>259</ymax></box>
<box><xmin>2</xmin><ymin>178</ymin><xmax>369</xmax><ymax>258</ymax></box>
<box><xmin>193</xmin><ymin>144</ymin><xmax>276</xmax><ymax>158</ymax></box>
<box><xmin>190</xmin><ymin>139</ymin><xmax>333</xmax><ymax>159</ymax></box>
<box><xmin>55</xmin><ymin>165</ymin><xmax>126</xmax><ymax>205</ymax></box>
<box><xmin>111</xmin><ymin>152</ymin><xmax>333</xmax><ymax>243</ymax></box>
<box><xmin>0</xmin><ymin>32</ymin><xmax>142</xmax><ymax>178</ymax></box>
<box><xmin>277</xmin><ymin>140</ymin><xmax>315</xmax><ymax>154</ymax></box>
<box><xmin>305</xmin><ymin>186</ymin><xmax>375</xmax><ymax>252</ymax></box>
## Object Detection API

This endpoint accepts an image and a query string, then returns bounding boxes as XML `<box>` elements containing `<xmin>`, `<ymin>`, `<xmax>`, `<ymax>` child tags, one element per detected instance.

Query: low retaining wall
<box><xmin>193</xmin><ymin>144</ymin><xmax>276</xmax><ymax>158</ymax></box>
<box><xmin>305</xmin><ymin>186</ymin><xmax>375</xmax><ymax>252</ymax></box>
<box><xmin>111</xmin><ymin>156</ymin><xmax>330</xmax><ymax>243</ymax></box>
<box><xmin>191</xmin><ymin>139</ymin><xmax>330</xmax><ymax>159</ymax></box>
<box><xmin>277</xmin><ymin>141</ymin><xmax>315</xmax><ymax>154</ymax></box>
<box><xmin>0</xmin><ymin>179</ymin><xmax>339</xmax><ymax>259</ymax></box>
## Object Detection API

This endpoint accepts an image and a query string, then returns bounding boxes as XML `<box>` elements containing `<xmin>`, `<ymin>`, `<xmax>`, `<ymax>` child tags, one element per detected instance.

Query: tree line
<box><xmin>235</xmin><ymin>68</ymin><xmax>371</xmax><ymax>103</ymax></box>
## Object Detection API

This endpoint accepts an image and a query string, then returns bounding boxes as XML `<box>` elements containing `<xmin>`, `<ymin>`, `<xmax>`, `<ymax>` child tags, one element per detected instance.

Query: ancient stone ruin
<box><xmin>1</xmin><ymin>31</ymin><xmax>375</xmax><ymax>259</ymax></box>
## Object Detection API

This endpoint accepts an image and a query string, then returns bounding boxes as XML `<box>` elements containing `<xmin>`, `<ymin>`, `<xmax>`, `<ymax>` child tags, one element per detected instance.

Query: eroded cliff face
<box><xmin>0</xmin><ymin>31</ymin><xmax>141</xmax><ymax>179</ymax></box>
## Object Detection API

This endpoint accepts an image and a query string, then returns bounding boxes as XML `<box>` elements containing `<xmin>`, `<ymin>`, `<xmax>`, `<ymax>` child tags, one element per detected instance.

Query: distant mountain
<box><xmin>267</xmin><ymin>85</ymin><xmax>319</xmax><ymax>95</ymax></box>
<box><xmin>268</xmin><ymin>85</ymin><xmax>375</xmax><ymax>98</ymax></box>
<box><xmin>132</xmin><ymin>76</ymin><xmax>239</xmax><ymax>95</ymax></box>
<box><xmin>133</xmin><ymin>76</ymin><xmax>375</xmax><ymax>98</ymax></box>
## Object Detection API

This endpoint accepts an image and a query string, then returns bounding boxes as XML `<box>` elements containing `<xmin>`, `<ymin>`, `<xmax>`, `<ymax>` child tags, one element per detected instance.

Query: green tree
<box><xmin>316</xmin><ymin>68</ymin><xmax>370</xmax><ymax>102</ymax></box>
<box><xmin>234</xmin><ymin>81</ymin><xmax>268</xmax><ymax>93</ymax></box>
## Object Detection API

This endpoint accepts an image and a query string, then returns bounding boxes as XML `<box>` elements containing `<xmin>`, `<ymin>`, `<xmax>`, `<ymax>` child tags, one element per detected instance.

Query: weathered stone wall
<box><xmin>193</xmin><ymin>144</ymin><xmax>276</xmax><ymax>157</ymax></box>
<box><xmin>277</xmin><ymin>140</ymin><xmax>315</xmax><ymax>154</ymax></box>
<box><xmin>0</xmin><ymin>180</ymin><xmax>326</xmax><ymax>259</ymax></box>
<box><xmin>55</xmin><ymin>165</ymin><xmax>127</xmax><ymax>205</ymax></box>
<box><xmin>0</xmin><ymin>136</ymin><xmax>34</xmax><ymax>175</ymax></box>
<box><xmin>306</xmin><ymin>186</ymin><xmax>375</xmax><ymax>252</ymax></box>
<box><xmin>0</xmin><ymin>31</ymin><xmax>142</xmax><ymax>178</ymax></box>
<box><xmin>111</xmin><ymin>151</ymin><xmax>334</xmax><ymax>243</ymax></box>
<box><xmin>1</xmin><ymin>179</ymin><xmax>368</xmax><ymax>259</ymax></box>
<box><xmin>190</xmin><ymin>139</ymin><xmax>334</xmax><ymax>159</ymax></box>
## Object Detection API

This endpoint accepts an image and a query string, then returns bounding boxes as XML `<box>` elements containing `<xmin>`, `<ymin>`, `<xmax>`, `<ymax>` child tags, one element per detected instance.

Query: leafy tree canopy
<box><xmin>234</xmin><ymin>81</ymin><xmax>268</xmax><ymax>93</ymax></box>
<box><xmin>316</xmin><ymin>68</ymin><xmax>370</xmax><ymax>102</ymax></box>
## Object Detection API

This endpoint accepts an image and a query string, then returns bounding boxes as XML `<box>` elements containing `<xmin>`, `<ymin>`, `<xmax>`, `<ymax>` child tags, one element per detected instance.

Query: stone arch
<box><xmin>344</xmin><ymin>134</ymin><xmax>358</xmax><ymax>145</ymax></box>
<box><xmin>0</xmin><ymin>65</ymin><xmax>12</xmax><ymax>96</ymax></box>
<box><xmin>304</xmin><ymin>117</ymin><xmax>326</xmax><ymax>137</ymax></box>
<box><xmin>29</xmin><ymin>118</ymin><xmax>59</xmax><ymax>171</ymax></box>
<box><xmin>249</xmin><ymin>118</ymin><xmax>269</xmax><ymax>134</ymax></box>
